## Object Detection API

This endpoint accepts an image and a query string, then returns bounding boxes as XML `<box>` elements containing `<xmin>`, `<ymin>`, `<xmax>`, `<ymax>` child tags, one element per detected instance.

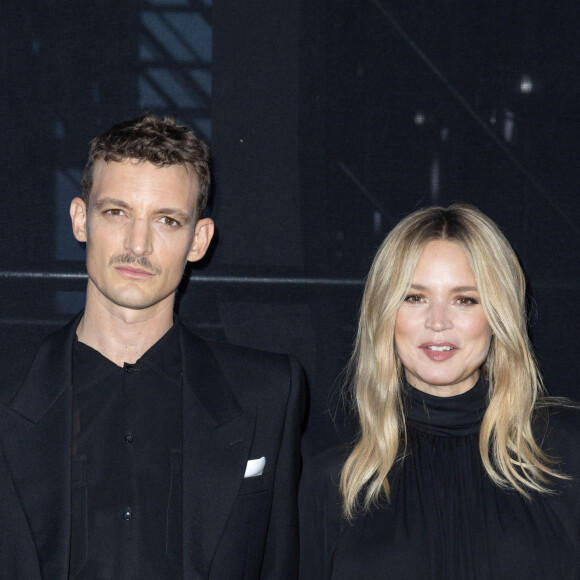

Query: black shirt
<box><xmin>70</xmin><ymin>324</ymin><xmax>183</xmax><ymax>579</ymax></box>
<box><xmin>300</xmin><ymin>379</ymin><xmax>580</xmax><ymax>579</ymax></box>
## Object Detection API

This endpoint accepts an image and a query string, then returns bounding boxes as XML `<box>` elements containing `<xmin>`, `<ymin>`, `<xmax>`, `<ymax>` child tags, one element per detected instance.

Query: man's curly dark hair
<box><xmin>81</xmin><ymin>112</ymin><xmax>211</xmax><ymax>220</ymax></box>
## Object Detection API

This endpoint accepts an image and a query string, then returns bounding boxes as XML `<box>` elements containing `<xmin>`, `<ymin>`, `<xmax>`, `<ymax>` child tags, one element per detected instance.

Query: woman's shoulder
<box><xmin>299</xmin><ymin>418</ymin><xmax>353</xmax><ymax>578</ymax></box>
<box><xmin>301</xmin><ymin>417</ymin><xmax>353</xmax><ymax>494</ymax></box>
<box><xmin>534</xmin><ymin>400</ymin><xmax>580</xmax><ymax>476</ymax></box>
<box><xmin>535</xmin><ymin>400</ymin><xmax>580</xmax><ymax>436</ymax></box>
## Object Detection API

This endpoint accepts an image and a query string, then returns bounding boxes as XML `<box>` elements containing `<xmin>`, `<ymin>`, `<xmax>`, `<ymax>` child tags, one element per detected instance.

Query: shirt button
<box><xmin>124</xmin><ymin>433</ymin><xmax>134</xmax><ymax>444</ymax></box>
<box><xmin>124</xmin><ymin>364</ymin><xmax>135</xmax><ymax>374</ymax></box>
<box><xmin>123</xmin><ymin>508</ymin><xmax>132</xmax><ymax>521</ymax></box>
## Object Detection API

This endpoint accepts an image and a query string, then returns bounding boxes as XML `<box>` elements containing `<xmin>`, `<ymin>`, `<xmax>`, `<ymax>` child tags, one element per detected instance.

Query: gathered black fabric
<box><xmin>300</xmin><ymin>380</ymin><xmax>580</xmax><ymax>579</ymax></box>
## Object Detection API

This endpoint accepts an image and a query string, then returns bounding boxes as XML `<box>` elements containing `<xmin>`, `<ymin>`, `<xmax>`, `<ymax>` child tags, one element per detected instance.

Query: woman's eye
<box><xmin>404</xmin><ymin>294</ymin><xmax>424</xmax><ymax>304</ymax></box>
<box><xmin>456</xmin><ymin>296</ymin><xmax>478</xmax><ymax>305</ymax></box>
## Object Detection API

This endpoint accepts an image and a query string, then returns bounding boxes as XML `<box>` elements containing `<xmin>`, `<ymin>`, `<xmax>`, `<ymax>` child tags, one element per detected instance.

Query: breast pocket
<box><xmin>238</xmin><ymin>471</ymin><xmax>271</xmax><ymax>496</ymax></box>
<box><xmin>69</xmin><ymin>454</ymin><xmax>88</xmax><ymax>578</ymax></box>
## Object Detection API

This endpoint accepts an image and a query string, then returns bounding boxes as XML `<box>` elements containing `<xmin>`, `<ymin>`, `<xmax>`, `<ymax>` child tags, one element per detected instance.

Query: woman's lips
<box><xmin>419</xmin><ymin>342</ymin><xmax>458</xmax><ymax>361</ymax></box>
<box><xmin>115</xmin><ymin>266</ymin><xmax>154</xmax><ymax>279</ymax></box>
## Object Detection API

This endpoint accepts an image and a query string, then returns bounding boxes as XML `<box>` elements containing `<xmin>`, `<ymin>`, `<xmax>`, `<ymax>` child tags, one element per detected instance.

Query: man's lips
<box><xmin>115</xmin><ymin>265</ymin><xmax>155</xmax><ymax>279</ymax></box>
<box><xmin>419</xmin><ymin>342</ymin><xmax>458</xmax><ymax>361</ymax></box>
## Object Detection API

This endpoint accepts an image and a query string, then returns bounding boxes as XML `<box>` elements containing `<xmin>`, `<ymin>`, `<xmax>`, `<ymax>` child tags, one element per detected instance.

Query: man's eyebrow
<box><xmin>93</xmin><ymin>197</ymin><xmax>131</xmax><ymax>210</ymax></box>
<box><xmin>156</xmin><ymin>208</ymin><xmax>193</xmax><ymax>224</ymax></box>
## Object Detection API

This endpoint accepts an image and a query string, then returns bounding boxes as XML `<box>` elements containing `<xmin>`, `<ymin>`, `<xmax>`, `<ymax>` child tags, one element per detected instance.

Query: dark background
<box><xmin>1</xmin><ymin>1</ymin><xmax>578</xmax><ymax>433</ymax></box>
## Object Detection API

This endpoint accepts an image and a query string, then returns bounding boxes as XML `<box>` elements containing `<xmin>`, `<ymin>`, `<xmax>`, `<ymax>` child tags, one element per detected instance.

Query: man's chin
<box><xmin>103</xmin><ymin>291</ymin><xmax>174</xmax><ymax>313</ymax></box>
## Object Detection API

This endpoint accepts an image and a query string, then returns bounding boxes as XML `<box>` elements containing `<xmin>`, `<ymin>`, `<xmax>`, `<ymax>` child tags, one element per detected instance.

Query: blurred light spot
<box><xmin>503</xmin><ymin>110</ymin><xmax>515</xmax><ymax>142</ymax></box>
<box><xmin>414</xmin><ymin>111</ymin><xmax>425</xmax><ymax>126</ymax></box>
<box><xmin>373</xmin><ymin>211</ymin><xmax>382</xmax><ymax>235</ymax></box>
<box><xmin>440</xmin><ymin>127</ymin><xmax>449</xmax><ymax>142</ymax></box>
<box><xmin>520</xmin><ymin>74</ymin><xmax>533</xmax><ymax>94</ymax></box>
<box><xmin>55</xmin><ymin>119</ymin><xmax>65</xmax><ymax>139</ymax></box>
<box><xmin>430</xmin><ymin>158</ymin><xmax>440</xmax><ymax>201</ymax></box>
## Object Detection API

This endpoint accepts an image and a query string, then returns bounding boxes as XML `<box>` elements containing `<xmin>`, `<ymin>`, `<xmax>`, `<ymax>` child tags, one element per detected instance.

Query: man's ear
<box><xmin>70</xmin><ymin>197</ymin><xmax>88</xmax><ymax>242</ymax></box>
<box><xmin>188</xmin><ymin>218</ymin><xmax>214</xmax><ymax>262</ymax></box>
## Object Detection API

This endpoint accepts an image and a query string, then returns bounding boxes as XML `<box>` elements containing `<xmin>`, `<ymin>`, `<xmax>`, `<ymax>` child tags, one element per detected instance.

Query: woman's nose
<box><xmin>425</xmin><ymin>302</ymin><xmax>452</xmax><ymax>331</ymax></box>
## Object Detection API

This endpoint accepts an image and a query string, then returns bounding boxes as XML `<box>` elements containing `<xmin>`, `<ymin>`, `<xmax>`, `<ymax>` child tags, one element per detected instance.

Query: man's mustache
<box><xmin>109</xmin><ymin>254</ymin><xmax>162</xmax><ymax>275</ymax></box>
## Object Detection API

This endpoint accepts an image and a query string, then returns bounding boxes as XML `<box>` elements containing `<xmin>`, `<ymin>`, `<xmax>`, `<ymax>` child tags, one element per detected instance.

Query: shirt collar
<box><xmin>73</xmin><ymin>319</ymin><xmax>182</xmax><ymax>392</ymax></box>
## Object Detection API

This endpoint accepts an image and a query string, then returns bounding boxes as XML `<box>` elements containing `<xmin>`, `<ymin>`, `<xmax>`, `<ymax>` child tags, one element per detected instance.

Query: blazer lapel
<box><xmin>0</xmin><ymin>315</ymin><xmax>79</xmax><ymax>579</ymax></box>
<box><xmin>180</xmin><ymin>327</ymin><xmax>256</xmax><ymax>579</ymax></box>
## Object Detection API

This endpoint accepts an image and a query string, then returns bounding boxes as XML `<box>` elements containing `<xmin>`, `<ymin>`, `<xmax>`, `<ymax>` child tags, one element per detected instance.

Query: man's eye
<box><xmin>404</xmin><ymin>294</ymin><xmax>424</xmax><ymax>303</ymax></box>
<box><xmin>105</xmin><ymin>209</ymin><xmax>125</xmax><ymax>216</ymax></box>
<box><xmin>160</xmin><ymin>216</ymin><xmax>179</xmax><ymax>227</ymax></box>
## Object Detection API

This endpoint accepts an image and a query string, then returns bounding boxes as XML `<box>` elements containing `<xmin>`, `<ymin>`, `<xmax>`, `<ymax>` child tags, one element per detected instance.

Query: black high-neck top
<box><xmin>300</xmin><ymin>381</ymin><xmax>580</xmax><ymax>579</ymax></box>
<box><xmin>404</xmin><ymin>376</ymin><xmax>488</xmax><ymax>436</ymax></box>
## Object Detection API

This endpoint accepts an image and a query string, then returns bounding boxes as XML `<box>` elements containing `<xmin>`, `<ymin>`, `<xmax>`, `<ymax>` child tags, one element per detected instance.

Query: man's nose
<box><xmin>124</xmin><ymin>218</ymin><xmax>153</xmax><ymax>256</ymax></box>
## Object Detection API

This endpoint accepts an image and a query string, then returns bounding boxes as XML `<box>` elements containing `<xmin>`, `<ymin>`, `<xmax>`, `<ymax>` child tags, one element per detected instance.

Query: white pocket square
<box><xmin>244</xmin><ymin>457</ymin><xmax>266</xmax><ymax>478</ymax></box>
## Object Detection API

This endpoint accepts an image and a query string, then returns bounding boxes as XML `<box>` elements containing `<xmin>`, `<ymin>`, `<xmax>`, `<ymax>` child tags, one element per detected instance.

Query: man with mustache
<box><xmin>0</xmin><ymin>113</ymin><xmax>305</xmax><ymax>579</ymax></box>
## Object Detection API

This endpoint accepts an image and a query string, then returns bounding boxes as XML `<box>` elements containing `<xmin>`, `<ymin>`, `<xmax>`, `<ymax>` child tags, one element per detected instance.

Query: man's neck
<box><xmin>76</xmin><ymin>288</ymin><xmax>176</xmax><ymax>367</ymax></box>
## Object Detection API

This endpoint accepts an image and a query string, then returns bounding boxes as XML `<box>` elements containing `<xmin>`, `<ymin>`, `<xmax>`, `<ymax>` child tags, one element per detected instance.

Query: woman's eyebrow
<box><xmin>408</xmin><ymin>284</ymin><xmax>478</xmax><ymax>292</ymax></box>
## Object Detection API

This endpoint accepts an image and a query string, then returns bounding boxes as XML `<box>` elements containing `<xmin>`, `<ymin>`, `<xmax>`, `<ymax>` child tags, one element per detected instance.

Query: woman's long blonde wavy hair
<box><xmin>340</xmin><ymin>204</ymin><xmax>566</xmax><ymax>519</ymax></box>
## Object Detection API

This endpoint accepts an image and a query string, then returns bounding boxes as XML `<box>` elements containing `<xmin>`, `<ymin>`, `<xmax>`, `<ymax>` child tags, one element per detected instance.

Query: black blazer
<box><xmin>0</xmin><ymin>314</ymin><xmax>305</xmax><ymax>579</ymax></box>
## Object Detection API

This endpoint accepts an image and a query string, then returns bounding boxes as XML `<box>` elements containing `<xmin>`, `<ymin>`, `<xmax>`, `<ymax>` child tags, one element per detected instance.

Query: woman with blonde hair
<box><xmin>300</xmin><ymin>204</ymin><xmax>580</xmax><ymax>579</ymax></box>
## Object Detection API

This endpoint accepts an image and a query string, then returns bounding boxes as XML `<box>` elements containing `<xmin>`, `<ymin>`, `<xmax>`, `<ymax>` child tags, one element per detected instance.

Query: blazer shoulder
<box><xmin>179</xmin><ymin>322</ymin><xmax>305</xmax><ymax>406</ymax></box>
<box><xmin>0</xmin><ymin>313</ymin><xmax>81</xmax><ymax>406</ymax></box>
<box><xmin>206</xmin><ymin>337</ymin><xmax>297</xmax><ymax>375</ymax></box>
<box><xmin>181</xmin><ymin>319</ymin><xmax>296</xmax><ymax>371</ymax></box>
